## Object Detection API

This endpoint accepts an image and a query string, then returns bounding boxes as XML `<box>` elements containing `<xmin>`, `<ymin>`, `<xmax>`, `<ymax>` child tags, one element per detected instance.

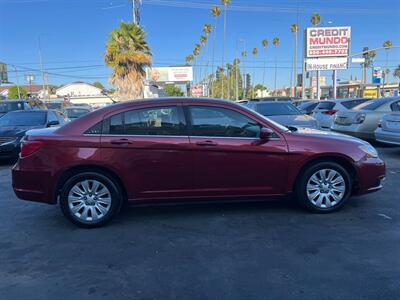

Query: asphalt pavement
<box><xmin>0</xmin><ymin>145</ymin><xmax>399</xmax><ymax>300</ymax></box>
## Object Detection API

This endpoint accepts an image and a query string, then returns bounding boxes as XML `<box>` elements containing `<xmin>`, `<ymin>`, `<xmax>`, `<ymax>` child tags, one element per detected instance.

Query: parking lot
<box><xmin>0</xmin><ymin>145</ymin><xmax>399</xmax><ymax>299</ymax></box>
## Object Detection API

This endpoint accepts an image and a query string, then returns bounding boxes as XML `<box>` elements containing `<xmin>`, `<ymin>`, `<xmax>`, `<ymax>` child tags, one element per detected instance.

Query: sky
<box><xmin>0</xmin><ymin>0</ymin><xmax>399</xmax><ymax>90</ymax></box>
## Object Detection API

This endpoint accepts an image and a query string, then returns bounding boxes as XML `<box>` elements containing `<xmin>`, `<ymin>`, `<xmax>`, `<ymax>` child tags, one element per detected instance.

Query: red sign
<box><xmin>191</xmin><ymin>85</ymin><xmax>204</xmax><ymax>97</ymax></box>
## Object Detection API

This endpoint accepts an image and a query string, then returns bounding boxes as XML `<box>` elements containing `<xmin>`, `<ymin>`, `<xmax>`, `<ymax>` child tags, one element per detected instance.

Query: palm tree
<box><xmin>193</xmin><ymin>44</ymin><xmax>201</xmax><ymax>83</ymax></box>
<box><xmin>199</xmin><ymin>35</ymin><xmax>208</xmax><ymax>83</ymax></box>
<box><xmin>241</xmin><ymin>51</ymin><xmax>247</xmax><ymax>98</ymax></box>
<box><xmin>394</xmin><ymin>65</ymin><xmax>400</xmax><ymax>82</ymax></box>
<box><xmin>220</xmin><ymin>0</ymin><xmax>231</xmax><ymax>98</ymax></box>
<box><xmin>261</xmin><ymin>39</ymin><xmax>268</xmax><ymax>89</ymax></box>
<box><xmin>104</xmin><ymin>22</ymin><xmax>152</xmax><ymax>101</ymax></box>
<box><xmin>272</xmin><ymin>37</ymin><xmax>280</xmax><ymax>95</ymax></box>
<box><xmin>383</xmin><ymin>40</ymin><xmax>393</xmax><ymax>85</ymax></box>
<box><xmin>185</xmin><ymin>54</ymin><xmax>194</xmax><ymax>66</ymax></box>
<box><xmin>203</xmin><ymin>23</ymin><xmax>212</xmax><ymax>85</ymax></box>
<box><xmin>210</xmin><ymin>5</ymin><xmax>221</xmax><ymax>97</ymax></box>
<box><xmin>290</xmin><ymin>24</ymin><xmax>298</xmax><ymax>97</ymax></box>
<box><xmin>252</xmin><ymin>47</ymin><xmax>258</xmax><ymax>97</ymax></box>
<box><xmin>310</xmin><ymin>13</ymin><xmax>321</xmax><ymax>26</ymax></box>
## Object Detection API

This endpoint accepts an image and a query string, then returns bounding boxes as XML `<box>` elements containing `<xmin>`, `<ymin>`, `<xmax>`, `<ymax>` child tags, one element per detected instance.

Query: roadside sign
<box><xmin>351</xmin><ymin>58</ymin><xmax>365</xmax><ymax>64</ymax></box>
<box><xmin>146</xmin><ymin>67</ymin><xmax>193</xmax><ymax>83</ymax></box>
<box><xmin>191</xmin><ymin>85</ymin><xmax>204</xmax><ymax>97</ymax></box>
<box><xmin>306</xmin><ymin>26</ymin><xmax>351</xmax><ymax>58</ymax></box>
<box><xmin>372</xmin><ymin>67</ymin><xmax>382</xmax><ymax>84</ymax></box>
<box><xmin>306</xmin><ymin>57</ymin><xmax>348</xmax><ymax>71</ymax></box>
<box><xmin>363</xmin><ymin>89</ymin><xmax>378</xmax><ymax>98</ymax></box>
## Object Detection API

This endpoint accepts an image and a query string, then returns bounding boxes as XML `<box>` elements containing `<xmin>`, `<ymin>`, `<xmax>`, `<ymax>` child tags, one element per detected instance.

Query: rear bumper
<box><xmin>375</xmin><ymin>128</ymin><xmax>400</xmax><ymax>146</ymax></box>
<box><xmin>331</xmin><ymin>127</ymin><xmax>375</xmax><ymax>141</ymax></box>
<box><xmin>0</xmin><ymin>142</ymin><xmax>20</xmax><ymax>160</ymax></box>
<box><xmin>12</xmin><ymin>163</ymin><xmax>56</xmax><ymax>204</ymax></box>
<box><xmin>355</xmin><ymin>157</ymin><xmax>386</xmax><ymax>195</ymax></box>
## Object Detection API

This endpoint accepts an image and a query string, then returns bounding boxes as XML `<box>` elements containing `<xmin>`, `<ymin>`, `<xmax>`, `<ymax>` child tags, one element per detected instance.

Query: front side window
<box><xmin>105</xmin><ymin>106</ymin><xmax>184</xmax><ymax>136</ymax></box>
<box><xmin>188</xmin><ymin>106</ymin><xmax>260</xmax><ymax>138</ymax></box>
<box><xmin>391</xmin><ymin>101</ymin><xmax>400</xmax><ymax>112</ymax></box>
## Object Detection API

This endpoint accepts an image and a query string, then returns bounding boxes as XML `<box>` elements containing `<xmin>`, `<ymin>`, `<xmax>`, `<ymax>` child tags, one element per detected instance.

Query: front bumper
<box><xmin>0</xmin><ymin>140</ymin><xmax>20</xmax><ymax>159</ymax></box>
<box><xmin>355</xmin><ymin>157</ymin><xmax>386</xmax><ymax>195</ymax></box>
<box><xmin>375</xmin><ymin>128</ymin><xmax>400</xmax><ymax>146</ymax></box>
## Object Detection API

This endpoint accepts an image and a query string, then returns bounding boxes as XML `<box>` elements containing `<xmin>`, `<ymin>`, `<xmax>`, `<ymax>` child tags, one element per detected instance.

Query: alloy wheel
<box><xmin>306</xmin><ymin>169</ymin><xmax>346</xmax><ymax>209</ymax></box>
<box><xmin>67</xmin><ymin>180</ymin><xmax>112</xmax><ymax>222</ymax></box>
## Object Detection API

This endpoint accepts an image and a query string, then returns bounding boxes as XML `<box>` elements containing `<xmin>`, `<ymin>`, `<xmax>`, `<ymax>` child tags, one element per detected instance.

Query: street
<box><xmin>0</xmin><ymin>145</ymin><xmax>399</xmax><ymax>300</ymax></box>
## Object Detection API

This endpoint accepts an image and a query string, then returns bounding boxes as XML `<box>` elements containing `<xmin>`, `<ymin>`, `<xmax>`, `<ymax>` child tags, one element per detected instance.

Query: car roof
<box><xmin>7</xmin><ymin>109</ymin><xmax>49</xmax><ymax>113</ymax></box>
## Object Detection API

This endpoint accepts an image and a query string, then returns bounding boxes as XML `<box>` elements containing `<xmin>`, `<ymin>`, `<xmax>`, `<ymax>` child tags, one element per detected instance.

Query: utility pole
<box><xmin>131</xmin><ymin>0</ymin><xmax>142</xmax><ymax>25</ymax></box>
<box><xmin>38</xmin><ymin>37</ymin><xmax>47</xmax><ymax>100</ymax></box>
<box><xmin>14</xmin><ymin>66</ymin><xmax>21</xmax><ymax>99</ymax></box>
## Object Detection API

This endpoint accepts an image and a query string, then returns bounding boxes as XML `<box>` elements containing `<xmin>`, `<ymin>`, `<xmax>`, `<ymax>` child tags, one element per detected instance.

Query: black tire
<box><xmin>296</xmin><ymin>162</ymin><xmax>352</xmax><ymax>213</ymax></box>
<box><xmin>60</xmin><ymin>172</ymin><xmax>122</xmax><ymax>228</ymax></box>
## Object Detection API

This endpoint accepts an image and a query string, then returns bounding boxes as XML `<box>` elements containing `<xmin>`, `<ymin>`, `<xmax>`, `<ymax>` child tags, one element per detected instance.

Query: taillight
<box><xmin>20</xmin><ymin>141</ymin><xmax>43</xmax><ymax>157</ymax></box>
<box><xmin>322</xmin><ymin>110</ymin><xmax>338</xmax><ymax>115</ymax></box>
<box><xmin>354</xmin><ymin>113</ymin><xmax>366</xmax><ymax>124</ymax></box>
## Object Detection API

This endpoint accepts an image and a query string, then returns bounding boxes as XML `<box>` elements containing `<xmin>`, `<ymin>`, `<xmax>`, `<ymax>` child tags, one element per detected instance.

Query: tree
<box><xmin>193</xmin><ymin>44</ymin><xmax>201</xmax><ymax>83</ymax></box>
<box><xmin>165</xmin><ymin>84</ymin><xmax>184</xmax><ymax>97</ymax></box>
<box><xmin>290</xmin><ymin>24</ymin><xmax>299</xmax><ymax>96</ymax></box>
<box><xmin>93</xmin><ymin>81</ymin><xmax>105</xmax><ymax>90</ymax></box>
<box><xmin>383</xmin><ymin>40</ymin><xmax>393</xmax><ymax>85</ymax></box>
<box><xmin>310</xmin><ymin>13</ymin><xmax>321</xmax><ymax>26</ymax></box>
<box><xmin>272</xmin><ymin>37</ymin><xmax>280</xmax><ymax>95</ymax></box>
<box><xmin>220</xmin><ymin>0</ymin><xmax>231</xmax><ymax>98</ymax></box>
<box><xmin>199</xmin><ymin>35</ymin><xmax>208</xmax><ymax>82</ymax></box>
<box><xmin>104</xmin><ymin>22</ymin><xmax>152</xmax><ymax>101</ymax></box>
<box><xmin>251</xmin><ymin>47</ymin><xmax>258</xmax><ymax>97</ymax></box>
<box><xmin>212</xmin><ymin>58</ymin><xmax>244</xmax><ymax>99</ymax></box>
<box><xmin>7</xmin><ymin>86</ymin><xmax>27</xmax><ymax>99</ymax></box>
<box><xmin>185</xmin><ymin>54</ymin><xmax>194</xmax><ymax>65</ymax></box>
<box><xmin>261</xmin><ymin>39</ymin><xmax>268</xmax><ymax>88</ymax></box>
<box><xmin>210</xmin><ymin>5</ymin><xmax>221</xmax><ymax>97</ymax></box>
<box><xmin>203</xmin><ymin>24</ymin><xmax>212</xmax><ymax>83</ymax></box>
<box><xmin>394</xmin><ymin>65</ymin><xmax>400</xmax><ymax>82</ymax></box>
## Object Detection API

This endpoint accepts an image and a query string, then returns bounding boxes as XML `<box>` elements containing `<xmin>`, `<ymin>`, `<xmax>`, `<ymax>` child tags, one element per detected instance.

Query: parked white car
<box><xmin>375</xmin><ymin>113</ymin><xmax>400</xmax><ymax>145</ymax></box>
<box><xmin>312</xmin><ymin>98</ymin><xmax>370</xmax><ymax>130</ymax></box>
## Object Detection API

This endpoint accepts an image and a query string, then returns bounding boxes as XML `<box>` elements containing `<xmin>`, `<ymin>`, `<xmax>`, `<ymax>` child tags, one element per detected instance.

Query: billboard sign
<box><xmin>146</xmin><ymin>66</ymin><xmax>193</xmax><ymax>83</ymax></box>
<box><xmin>306</xmin><ymin>26</ymin><xmax>351</xmax><ymax>58</ymax></box>
<box><xmin>372</xmin><ymin>67</ymin><xmax>382</xmax><ymax>84</ymax></box>
<box><xmin>306</xmin><ymin>57</ymin><xmax>348</xmax><ymax>71</ymax></box>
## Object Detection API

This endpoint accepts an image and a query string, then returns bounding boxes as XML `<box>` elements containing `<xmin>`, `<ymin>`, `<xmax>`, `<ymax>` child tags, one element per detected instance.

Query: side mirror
<box><xmin>260</xmin><ymin>127</ymin><xmax>274</xmax><ymax>141</ymax></box>
<box><xmin>47</xmin><ymin>120</ymin><xmax>59</xmax><ymax>127</ymax></box>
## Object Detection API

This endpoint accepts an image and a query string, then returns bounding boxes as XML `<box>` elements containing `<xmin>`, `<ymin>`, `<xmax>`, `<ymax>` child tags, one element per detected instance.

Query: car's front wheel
<box><xmin>60</xmin><ymin>172</ymin><xmax>122</xmax><ymax>228</ymax></box>
<box><xmin>296</xmin><ymin>162</ymin><xmax>352</xmax><ymax>213</ymax></box>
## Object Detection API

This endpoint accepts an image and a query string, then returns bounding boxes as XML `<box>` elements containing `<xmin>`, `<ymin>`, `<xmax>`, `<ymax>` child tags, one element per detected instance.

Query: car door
<box><xmin>100</xmin><ymin>104</ymin><xmax>193</xmax><ymax>200</ymax></box>
<box><xmin>185</xmin><ymin>104</ymin><xmax>289</xmax><ymax>197</ymax></box>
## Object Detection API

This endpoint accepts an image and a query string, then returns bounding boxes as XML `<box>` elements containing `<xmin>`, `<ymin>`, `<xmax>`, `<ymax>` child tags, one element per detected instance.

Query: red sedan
<box><xmin>12</xmin><ymin>98</ymin><xmax>385</xmax><ymax>227</ymax></box>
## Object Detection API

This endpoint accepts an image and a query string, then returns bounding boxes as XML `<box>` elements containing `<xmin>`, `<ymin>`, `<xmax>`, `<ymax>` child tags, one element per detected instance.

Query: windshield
<box><xmin>0</xmin><ymin>102</ymin><xmax>24</xmax><ymax>113</ymax></box>
<box><xmin>66</xmin><ymin>108</ymin><xmax>90</xmax><ymax>118</ymax></box>
<box><xmin>256</xmin><ymin>102</ymin><xmax>302</xmax><ymax>116</ymax></box>
<box><xmin>46</xmin><ymin>102</ymin><xmax>63</xmax><ymax>110</ymax></box>
<box><xmin>0</xmin><ymin>112</ymin><xmax>46</xmax><ymax>126</ymax></box>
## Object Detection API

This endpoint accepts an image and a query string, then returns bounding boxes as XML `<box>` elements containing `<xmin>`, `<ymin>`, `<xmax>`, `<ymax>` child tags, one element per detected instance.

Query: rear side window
<box><xmin>316</xmin><ymin>101</ymin><xmax>335</xmax><ymax>110</ymax></box>
<box><xmin>104</xmin><ymin>106</ymin><xmax>185</xmax><ymax>136</ymax></box>
<box><xmin>391</xmin><ymin>101</ymin><xmax>400</xmax><ymax>112</ymax></box>
<box><xmin>85</xmin><ymin>122</ymin><xmax>102</xmax><ymax>134</ymax></box>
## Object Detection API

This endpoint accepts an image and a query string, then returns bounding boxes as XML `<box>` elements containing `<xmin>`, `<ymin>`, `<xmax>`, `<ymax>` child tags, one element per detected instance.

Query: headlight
<box><xmin>353</xmin><ymin>113</ymin><xmax>366</xmax><ymax>124</ymax></box>
<box><xmin>359</xmin><ymin>144</ymin><xmax>378</xmax><ymax>158</ymax></box>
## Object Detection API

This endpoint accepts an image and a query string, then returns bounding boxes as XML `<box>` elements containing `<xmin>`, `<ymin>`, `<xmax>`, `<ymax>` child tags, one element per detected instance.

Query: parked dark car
<box><xmin>245</xmin><ymin>101</ymin><xmax>318</xmax><ymax>128</ymax></box>
<box><xmin>298</xmin><ymin>100</ymin><xmax>320</xmax><ymax>115</ymax></box>
<box><xmin>0</xmin><ymin>110</ymin><xmax>66</xmax><ymax>160</ymax></box>
<box><xmin>12</xmin><ymin>98</ymin><xmax>385</xmax><ymax>228</ymax></box>
<box><xmin>0</xmin><ymin>99</ymin><xmax>47</xmax><ymax>118</ymax></box>
<box><xmin>63</xmin><ymin>106</ymin><xmax>92</xmax><ymax>120</ymax></box>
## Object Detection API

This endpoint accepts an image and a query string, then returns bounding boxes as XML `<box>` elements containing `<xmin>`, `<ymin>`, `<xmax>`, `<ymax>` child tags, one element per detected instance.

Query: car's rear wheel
<box><xmin>296</xmin><ymin>162</ymin><xmax>352</xmax><ymax>213</ymax></box>
<box><xmin>60</xmin><ymin>172</ymin><xmax>122</xmax><ymax>228</ymax></box>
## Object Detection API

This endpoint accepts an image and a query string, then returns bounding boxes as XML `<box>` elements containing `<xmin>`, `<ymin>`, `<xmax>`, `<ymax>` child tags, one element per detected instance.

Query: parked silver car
<box><xmin>245</xmin><ymin>101</ymin><xmax>318</xmax><ymax>128</ymax></box>
<box><xmin>312</xmin><ymin>98</ymin><xmax>370</xmax><ymax>130</ymax></box>
<box><xmin>375</xmin><ymin>113</ymin><xmax>400</xmax><ymax>145</ymax></box>
<box><xmin>331</xmin><ymin>97</ymin><xmax>400</xmax><ymax>140</ymax></box>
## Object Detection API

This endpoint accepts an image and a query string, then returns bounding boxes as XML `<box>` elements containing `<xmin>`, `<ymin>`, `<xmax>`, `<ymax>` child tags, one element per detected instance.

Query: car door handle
<box><xmin>110</xmin><ymin>138</ymin><xmax>132</xmax><ymax>145</ymax></box>
<box><xmin>196</xmin><ymin>140</ymin><xmax>218</xmax><ymax>147</ymax></box>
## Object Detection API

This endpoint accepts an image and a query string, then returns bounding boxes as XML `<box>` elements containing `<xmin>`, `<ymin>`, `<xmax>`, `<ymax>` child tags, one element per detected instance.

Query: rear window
<box><xmin>352</xmin><ymin>99</ymin><xmax>391</xmax><ymax>111</ymax></box>
<box><xmin>255</xmin><ymin>102</ymin><xmax>301</xmax><ymax>116</ymax></box>
<box><xmin>316</xmin><ymin>101</ymin><xmax>335</xmax><ymax>110</ymax></box>
<box><xmin>66</xmin><ymin>108</ymin><xmax>90</xmax><ymax>118</ymax></box>
<box><xmin>298</xmin><ymin>101</ymin><xmax>318</xmax><ymax>111</ymax></box>
<box><xmin>341</xmin><ymin>99</ymin><xmax>368</xmax><ymax>109</ymax></box>
<box><xmin>0</xmin><ymin>101</ymin><xmax>24</xmax><ymax>113</ymax></box>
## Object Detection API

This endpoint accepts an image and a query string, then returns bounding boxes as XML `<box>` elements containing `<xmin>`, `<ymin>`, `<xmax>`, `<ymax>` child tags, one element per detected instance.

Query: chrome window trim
<box><xmin>83</xmin><ymin>133</ymin><xmax>280</xmax><ymax>141</ymax></box>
